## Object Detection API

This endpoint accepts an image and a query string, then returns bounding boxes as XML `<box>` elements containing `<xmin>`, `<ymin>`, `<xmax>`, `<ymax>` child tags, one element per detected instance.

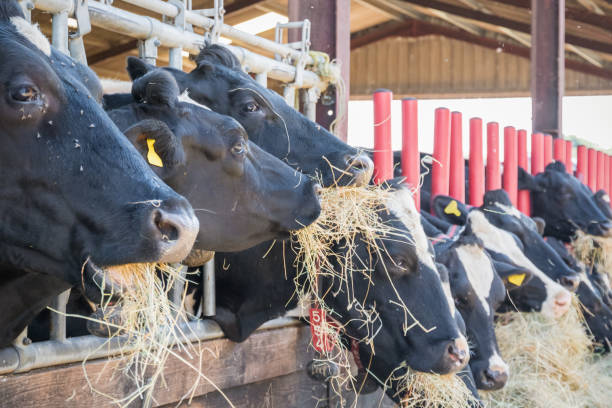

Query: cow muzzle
<box><xmin>345</xmin><ymin>153</ymin><xmax>374</xmax><ymax>186</ymax></box>
<box><xmin>439</xmin><ymin>336</ymin><xmax>470</xmax><ymax>374</ymax></box>
<box><xmin>148</xmin><ymin>198</ymin><xmax>199</xmax><ymax>263</ymax></box>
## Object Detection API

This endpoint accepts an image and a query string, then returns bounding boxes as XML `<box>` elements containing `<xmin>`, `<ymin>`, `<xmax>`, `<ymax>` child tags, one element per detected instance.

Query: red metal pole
<box><xmin>576</xmin><ymin>145</ymin><xmax>588</xmax><ymax>184</ymax></box>
<box><xmin>469</xmin><ymin>118</ymin><xmax>485</xmax><ymax>207</ymax></box>
<box><xmin>517</xmin><ymin>129</ymin><xmax>530</xmax><ymax>215</ymax></box>
<box><xmin>554</xmin><ymin>138</ymin><xmax>565</xmax><ymax>164</ymax></box>
<box><xmin>503</xmin><ymin>126</ymin><xmax>518</xmax><ymax>206</ymax></box>
<box><xmin>486</xmin><ymin>122</ymin><xmax>501</xmax><ymax>191</ymax></box>
<box><xmin>544</xmin><ymin>134</ymin><xmax>553</xmax><ymax>167</ymax></box>
<box><xmin>597</xmin><ymin>151</ymin><xmax>605</xmax><ymax>192</ymax></box>
<box><xmin>373</xmin><ymin>89</ymin><xmax>393</xmax><ymax>184</ymax></box>
<box><xmin>588</xmin><ymin>148</ymin><xmax>597</xmax><ymax>192</ymax></box>
<box><xmin>565</xmin><ymin>140</ymin><xmax>572</xmax><ymax>174</ymax></box>
<box><xmin>449</xmin><ymin>111</ymin><xmax>465</xmax><ymax>203</ymax></box>
<box><xmin>431</xmin><ymin>107</ymin><xmax>451</xmax><ymax>211</ymax></box>
<box><xmin>531</xmin><ymin>132</ymin><xmax>544</xmax><ymax>176</ymax></box>
<box><xmin>605</xmin><ymin>155</ymin><xmax>610</xmax><ymax>196</ymax></box>
<box><xmin>401</xmin><ymin>97</ymin><xmax>420</xmax><ymax>211</ymax></box>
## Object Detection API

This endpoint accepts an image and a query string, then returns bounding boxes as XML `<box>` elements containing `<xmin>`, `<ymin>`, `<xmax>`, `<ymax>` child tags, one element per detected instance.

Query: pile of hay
<box><xmin>482</xmin><ymin>301</ymin><xmax>612</xmax><ymax>408</ymax></box>
<box><xmin>572</xmin><ymin>231</ymin><xmax>612</xmax><ymax>280</ymax></box>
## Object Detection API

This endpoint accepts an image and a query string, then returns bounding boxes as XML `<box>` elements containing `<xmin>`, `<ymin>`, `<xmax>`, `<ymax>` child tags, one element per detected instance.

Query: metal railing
<box><xmin>0</xmin><ymin>0</ymin><xmax>323</xmax><ymax>375</ymax></box>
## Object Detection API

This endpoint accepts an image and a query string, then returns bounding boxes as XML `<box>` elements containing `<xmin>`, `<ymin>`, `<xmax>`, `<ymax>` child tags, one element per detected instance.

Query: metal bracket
<box><xmin>276</xmin><ymin>19</ymin><xmax>311</xmax><ymax>102</ymax></box>
<box><xmin>194</xmin><ymin>0</ymin><xmax>224</xmax><ymax>43</ymax></box>
<box><xmin>68</xmin><ymin>0</ymin><xmax>91</xmax><ymax>65</ymax></box>
<box><xmin>138</xmin><ymin>37</ymin><xmax>160</xmax><ymax>65</ymax></box>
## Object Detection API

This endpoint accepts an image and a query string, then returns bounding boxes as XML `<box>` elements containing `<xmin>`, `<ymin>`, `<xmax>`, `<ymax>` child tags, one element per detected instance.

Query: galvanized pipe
<box><xmin>168</xmin><ymin>48</ymin><xmax>183</xmax><ymax>70</ymax></box>
<box><xmin>254</xmin><ymin>72</ymin><xmax>267</xmax><ymax>88</ymax></box>
<box><xmin>51</xmin><ymin>10</ymin><xmax>69</xmax><ymax>54</ymax></box>
<box><xmin>0</xmin><ymin>317</ymin><xmax>299</xmax><ymax>375</ymax></box>
<box><xmin>49</xmin><ymin>289</ymin><xmax>71</xmax><ymax>342</ymax></box>
<box><xmin>201</xmin><ymin>258</ymin><xmax>215</xmax><ymax>317</ymax></box>
<box><xmin>34</xmin><ymin>0</ymin><xmax>325</xmax><ymax>88</ymax></box>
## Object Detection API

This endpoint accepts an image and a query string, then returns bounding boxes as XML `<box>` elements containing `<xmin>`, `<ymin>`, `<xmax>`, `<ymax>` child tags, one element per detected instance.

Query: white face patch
<box><xmin>179</xmin><ymin>90</ymin><xmax>211</xmax><ymax>110</ymax></box>
<box><xmin>467</xmin><ymin>211</ymin><xmax>569</xmax><ymax>318</ymax></box>
<box><xmin>386</xmin><ymin>187</ymin><xmax>436</xmax><ymax>271</ymax></box>
<box><xmin>10</xmin><ymin>17</ymin><xmax>51</xmax><ymax>56</ymax></box>
<box><xmin>101</xmin><ymin>78</ymin><xmax>132</xmax><ymax>95</ymax></box>
<box><xmin>488</xmin><ymin>352</ymin><xmax>509</xmax><ymax>374</ymax></box>
<box><xmin>455</xmin><ymin>244</ymin><xmax>495</xmax><ymax>316</ymax></box>
<box><xmin>442</xmin><ymin>280</ymin><xmax>456</xmax><ymax>316</ymax></box>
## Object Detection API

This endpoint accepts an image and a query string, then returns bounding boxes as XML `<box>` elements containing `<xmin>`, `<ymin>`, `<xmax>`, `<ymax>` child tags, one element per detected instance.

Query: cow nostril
<box><xmin>313</xmin><ymin>183</ymin><xmax>323</xmax><ymax>198</ymax></box>
<box><xmin>345</xmin><ymin>154</ymin><xmax>374</xmax><ymax>184</ymax></box>
<box><xmin>482</xmin><ymin>368</ymin><xmax>508</xmax><ymax>389</ymax></box>
<box><xmin>447</xmin><ymin>341</ymin><xmax>467</xmax><ymax>363</ymax></box>
<box><xmin>561</xmin><ymin>275</ymin><xmax>580</xmax><ymax>291</ymax></box>
<box><xmin>153</xmin><ymin>209</ymin><xmax>179</xmax><ymax>242</ymax></box>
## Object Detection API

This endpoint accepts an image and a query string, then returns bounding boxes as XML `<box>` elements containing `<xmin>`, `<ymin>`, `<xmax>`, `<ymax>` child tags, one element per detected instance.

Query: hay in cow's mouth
<box><xmin>481</xmin><ymin>299</ymin><xmax>612</xmax><ymax>408</ymax></box>
<box><xmin>572</xmin><ymin>231</ymin><xmax>612</xmax><ymax>282</ymax></box>
<box><xmin>64</xmin><ymin>263</ymin><xmax>234</xmax><ymax>408</ymax></box>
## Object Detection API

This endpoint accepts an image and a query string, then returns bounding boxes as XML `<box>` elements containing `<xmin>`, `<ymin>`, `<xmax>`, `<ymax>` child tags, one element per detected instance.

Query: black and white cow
<box><xmin>106</xmin><ymin>69</ymin><xmax>321</xmax><ymax>257</ymax></box>
<box><xmin>207</xmin><ymin>181</ymin><xmax>468</xmax><ymax>403</ymax></box>
<box><xmin>432</xmin><ymin>192</ymin><xmax>575</xmax><ymax>319</ymax></box>
<box><xmin>0</xmin><ymin>2</ymin><xmax>198</xmax><ymax>347</ymax></box>
<box><xmin>115</xmin><ymin>44</ymin><xmax>374</xmax><ymax>188</ymax></box>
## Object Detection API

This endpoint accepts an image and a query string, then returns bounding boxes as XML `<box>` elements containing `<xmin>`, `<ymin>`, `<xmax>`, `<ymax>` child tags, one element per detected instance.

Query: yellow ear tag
<box><xmin>444</xmin><ymin>200</ymin><xmax>461</xmax><ymax>217</ymax></box>
<box><xmin>507</xmin><ymin>273</ymin><xmax>526</xmax><ymax>286</ymax></box>
<box><xmin>146</xmin><ymin>138</ymin><xmax>164</xmax><ymax>168</ymax></box>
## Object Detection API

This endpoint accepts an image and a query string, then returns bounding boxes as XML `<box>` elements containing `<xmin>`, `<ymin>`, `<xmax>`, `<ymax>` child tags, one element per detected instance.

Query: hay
<box><xmin>482</xmin><ymin>300</ymin><xmax>612</xmax><ymax>408</ymax></box>
<box><xmin>572</xmin><ymin>231</ymin><xmax>612</xmax><ymax>281</ymax></box>
<box><xmin>64</xmin><ymin>263</ymin><xmax>233</xmax><ymax>408</ymax></box>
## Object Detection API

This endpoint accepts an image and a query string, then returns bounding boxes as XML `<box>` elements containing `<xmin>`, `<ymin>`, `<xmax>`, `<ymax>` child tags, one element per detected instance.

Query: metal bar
<box><xmin>51</xmin><ymin>11</ymin><xmax>69</xmax><ymax>54</ymax></box>
<box><xmin>449</xmin><ymin>111</ymin><xmax>465</xmax><ymax>203</ymax></box>
<box><xmin>33</xmin><ymin>0</ymin><xmax>325</xmax><ymax>88</ymax></box>
<box><xmin>469</xmin><ymin>117</ymin><xmax>484</xmax><ymax>207</ymax></box>
<box><xmin>372</xmin><ymin>89</ymin><xmax>394</xmax><ymax>185</ymax></box>
<box><xmin>486</xmin><ymin>122</ymin><xmax>501</xmax><ymax>191</ymax></box>
<box><xmin>49</xmin><ymin>289</ymin><xmax>71</xmax><ymax>342</ymax></box>
<box><xmin>254</xmin><ymin>72</ymin><xmax>267</xmax><ymax>87</ymax></box>
<box><xmin>201</xmin><ymin>258</ymin><xmax>215</xmax><ymax>317</ymax></box>
<box><xmin>503</xmin><ymin>126</ymin><xmax>518</xmax><ymax>206</ymax></box>
<box><xmin>431</xmin><ymin>107</ymin><xmax>451</xmax><ymax>206</ymax></box>
<box><xmin>168</xmin><ymin>48</ymin><xmax>183</xmax><ymax>69</ymax></box>
<box><xmin>170</xmin><ymin>264</ymin><xmax>187</xmax><ymax>307</ymax></box>
<box><xmin>531</xmin><ymin>0</ymin><xmax>565</xmax><ymax>138</ymax></box>
<box><xmin>0</xmin><ymin>317</ymin><xmax>300</xmax><ymax>375</ymax></box>
<box><xmin>68</xmin><ymin>36</ymin><xmax>88</xmax><ymax>65</ymax></box>
<box><xmin>401</xmin><ymin>98</ymin><xmax>420</xmax><ymax>211</ymax></box>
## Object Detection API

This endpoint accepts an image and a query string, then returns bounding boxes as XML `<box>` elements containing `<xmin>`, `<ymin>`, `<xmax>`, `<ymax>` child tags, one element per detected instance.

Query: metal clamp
<box><xmin>276</xmin><ymin>19</ymin><xmax>311</xmax><ymax>105</ymax></box>
<box><xmin>68</xmin><ymin>0</ymin><xmax>91</xmax><ymax>65</ymax></box>
<box><xmin>138</xmin><ymin>36</ymin><xmax>160</xmax><ymax>65</ymax></box>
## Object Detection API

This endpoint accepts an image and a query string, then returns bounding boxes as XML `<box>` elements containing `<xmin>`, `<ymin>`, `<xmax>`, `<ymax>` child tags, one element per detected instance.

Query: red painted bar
<box><xmin>401</xmin><ymin>97</ymin><xmax>420</xmax><ymax>211</ymax></box>
<box><xmin>605</xmin><ymin>155</ymin><xmax>610</xmax><ymax>196</ymax></box>
<box><xmin>431</xmin><ymin>108</ymin><xmax>451</xmax><ymax>211</ymax></box>
<box><xmin>469</xmin><ymin>118</ymin><xmax>485</xmax><ymax>207</ymax></box>
<box><xmin>543</xmin><ymin>134</ymin><xmax>553</xmax><ymax>166</ymax></box>
<box><xmin>553</xmin><ymin>138</ymin><xmax>565</xmax><ymax>164</ymax></box>
<box><xmin>531</xmin><ymin>132</ymin><xmax>544</xmax><ymax>175</ymax></box>
<box><xmin>565</xmin><ymin>140</ymin><xmax>572</xmax><ymax>174</ymax></box>
<box><xmin>588</xmin><ymin>148</ymin><xmax>597</xmax><ymax>192</ymax></box>
<box><xmin>517</xmin><ymin>129</ymin><xmax>530</xmax><ymax>215</ymax></box>
<box><xmin>503</xmin><ymin>126</ymin><xmax>518</xmax><ymax>206</ymax></box>
<box><xmin>373</xmin><ymin>89</ymin><xmax>393</xmax><ymax>184</ymax></box>
<box><xmin>597</xmin><ymin>151</ymin><xmax>605</xmax><ymax>192</ymax></box>
<box><xmin>576</xmin><ymin>146</ymin><xmax>588</xmax><ymax>183</ymax></box>
<box><xmin>486</xmin><ymin>122</ymin><xmax>501</xmax><ymax>191</ymax></box>
<box><xmin>449</xmin><ymin>111</ymin><xmax>465</xmax><ymax>203</ymax></box>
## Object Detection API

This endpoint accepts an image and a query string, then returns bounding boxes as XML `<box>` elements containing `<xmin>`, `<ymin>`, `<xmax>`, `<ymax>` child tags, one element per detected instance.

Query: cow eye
<box><xmin>454</xmin><ymin>296</ymin><xmax>469</xmax><ymax>308</ymax></box>
<box><xmin>242</xmin><ymin>102</ymin><xmax>259</xmax><ymax>113</ymax></box>
<box><xmin>11</xmin><ymin>85</ymin><xmax>39</xmax><ymax>102</ymax></box>
<box><xmin>231</xmin><ymin>141</ymin><xmax>247</xmax><ymax>156</ymax></box>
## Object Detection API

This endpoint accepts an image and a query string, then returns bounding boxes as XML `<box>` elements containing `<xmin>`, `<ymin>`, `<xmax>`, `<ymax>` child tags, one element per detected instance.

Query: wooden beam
<box><xmin>224</xmin><ymin>0</ymin><xmax>266</xmax><ymax>15</ymax></box>
<box><xmin>400</xmin><ymin>0</ymin><xmax>612</xmax><ymax>54</ymax></box>
<box><xmin>350</xmin><ymin>19</ymin><xmax>612</xmax><ymax>81</ymax></box>
<box><xmin>88</xmin><ymin>40</ymin><xmax>138</xmax><ymax>65</ymax></box>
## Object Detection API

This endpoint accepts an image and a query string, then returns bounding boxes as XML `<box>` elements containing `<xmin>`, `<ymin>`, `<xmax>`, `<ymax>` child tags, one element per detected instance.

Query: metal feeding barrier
<box><xmin>0</xmin><ymin>0</ymin><xmax>336</xmax><ymax>375</ymax></box>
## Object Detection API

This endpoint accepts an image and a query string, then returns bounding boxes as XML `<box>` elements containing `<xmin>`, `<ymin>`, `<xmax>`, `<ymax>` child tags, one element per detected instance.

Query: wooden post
<box><xmin>289</xmin><ymin>0</ymin><xmax>350</xmax><ymax>141</ymax></box>
<box><xmin>531</xmin><ymin>0</ymin><xmax>565</xmax><ymax>138</ymax></box>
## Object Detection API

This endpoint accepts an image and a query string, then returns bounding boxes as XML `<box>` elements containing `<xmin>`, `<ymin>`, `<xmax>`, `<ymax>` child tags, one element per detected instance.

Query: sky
<box><xmin>347</xmin><ymin>95</ymin><xmax>612</xmax><ymax>156</ymax></box>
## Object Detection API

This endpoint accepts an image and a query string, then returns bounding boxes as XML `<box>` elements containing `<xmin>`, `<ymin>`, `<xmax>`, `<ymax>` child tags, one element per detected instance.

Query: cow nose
<box><xmin>553</xmin><ymin>289</ymin><xmax>572</xmax><ymax>318</ymax></box>
<box><xmin>345</xmin><ymin>153</ymin><xmax>374</xmax><ymax>186</ymax></box>
<box><xmin>313</xmin><ymin>183</ymin><xmax>323</xmax><ymax>198</ymax></box>
<box><xmin>602</xmin><ymin>221</ymin><xmax>612</xmax><ymax>237</ymax></box>
<box><xmin>560</xmin><ymin>275</ymin><xmax>580</xmax><ymax>292</ymax></box>
<box><xmin>480</xmin><ymin>367</ymin><xmax>509</xmax><ymax>391</ymax></box>
<box><xmin>443</xmin><ymin>337</ymin><xmax>470</xmax><ymax>373</ymax></box>
<box><xmin>149</xmin><ymin>198</ymin><xmax>199</xmax><ymax>263</ymax></box>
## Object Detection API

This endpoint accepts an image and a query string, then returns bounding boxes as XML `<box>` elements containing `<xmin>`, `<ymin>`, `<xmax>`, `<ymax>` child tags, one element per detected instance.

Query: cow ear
<box><xmin>432</xmin><ymin>195</ymin><xmax>468</xmax><ymax>225</ymax></box>
<box><xmin>126</xmin><ymin>56</ymin><xmax>155</xmax><ymax>81</ymax></box>
<box><xmin>532</xmin><ymin>217</ymin><xmax>546</xmax><ymax>236</ymax></box>
<box><xmin>518</xmin><ymin>166</ymin><xmax>542</xmax><ymax>192</ymax></box>
<box><xmin>493</xmin><ymin>261</ymin><xmax>533</xmax><ymax>289</ymax></box>
<box><xmin>122</xmin><ymin>119</ymin><xmax>185</xmax><ymax>174</ymax></box>
<box><xmin>131</xmin><ymin>70</ymin><xmax>179</xmax><ymax>107</ymax></box>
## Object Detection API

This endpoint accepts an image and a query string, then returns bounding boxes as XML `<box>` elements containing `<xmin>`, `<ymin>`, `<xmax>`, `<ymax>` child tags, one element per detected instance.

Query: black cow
<box><xmin>432</xmin><ymin>192</ymin><xmax>575</xmax><ymax>319</ymax></box>
<box><xmin>120</xmin><ymin>44</ymin><xmax>374</xmax><ymax>187</ymax></box>
<box><xmin>107</xmin><ymin>69</ymin><xmax>321</xmax><ymax>257</ymax></box>
<box><xmin>207</xmin><ymin>182</ymin><xmax>468</xmax><ymax>403</ymax></box>
<box><xmin>592</xmin><ymin>189</ymin><xmax>612</xmax><ymax>220</ymax></box>
<box><xmin>0</xmin><ymin>3</ymin><xmax>198</xmax><ymax>347</ymax></box>
<box><xmin>518</xmin><ymin>162</ymin><xmax>612</xmax><ymax>241</ymax></box>
<box><xmin>546</xmin><ymin>237</ymin><xmax>612</xmax><ymax>352</ymax></box>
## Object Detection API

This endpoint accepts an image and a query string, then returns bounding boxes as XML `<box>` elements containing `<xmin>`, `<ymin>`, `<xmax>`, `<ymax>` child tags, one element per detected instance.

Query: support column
<box><xmin>289</xmin><ymin>0</ymin><xmax>350</xmax><ymax>141</ymax></box>
<box><xmin>531</xmin><ymin>0</ymin><xmax>565</xmax><ymax>138</ymax></box>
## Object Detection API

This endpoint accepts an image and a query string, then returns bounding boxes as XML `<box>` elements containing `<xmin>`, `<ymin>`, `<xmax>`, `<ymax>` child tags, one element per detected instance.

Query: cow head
<box><xmin>519</xmin><ymin>162</ymin><xmax>612</xmax><ymax>241</ymax></box>
<box><xmin>124</xmin><ymin>45</ymin><xmax>374</xmax><ymax>187</ymax></box>
<box><xmin>0</xmin><ymin>4</ymin><xmax>198</xmax><ymax>344</ymax></box>
<box><xmin>592</xmin><ymin>190</ymin><xmax>612</xmax><ymax>220</ymax></box>
<box><xmin>435</xmin><ymin>232</ymin><xmax>509</xmax><ymax>391</ymax></box>
<box><xmin>107</xmin><ymin>70</ymin><xmax>321</xmax><ymax>256</ymax></box>
<box><xmin>433</xmin><ymin>193</ymin><xmax>573</xmax><ymax>318</ymax></box>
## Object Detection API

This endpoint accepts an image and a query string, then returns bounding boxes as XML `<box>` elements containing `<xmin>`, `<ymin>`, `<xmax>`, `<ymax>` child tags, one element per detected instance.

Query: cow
<box><xmin>204</xmin><ymin>181</ymin><xmax>468</xmax><ymax>403</ymax></box>
<box><xmin>431</xmin><ymin>192</ymin><xmax>575</xmax><ymax>319</ymax></box>
<box><xmin>117</xmin><ymin>44</ymin><xmax>374</xmax><ymax>188</ymax></box>
<box><xmin>106</xmin><ymin>69</ymin><xmax>322</xmax><ymax>258</ymax></box>
<box><xmin>0</xmin><ymin>2</ymin><xmax>198</xmax><ymax>347</ymax></box>
<box><xmin>592</xmin><ymin>189</ymin><xmax>612</xmax><ymax>220</ymax></box>
<box><xmin>546</xmin><ymin>236</ymin><xmax>612</xmax><ymax>352</ymax></box>
<box><xmin>421</xmin><ymin>216</ymin><xmax>511</xmax><ymax>391</ymax></box>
